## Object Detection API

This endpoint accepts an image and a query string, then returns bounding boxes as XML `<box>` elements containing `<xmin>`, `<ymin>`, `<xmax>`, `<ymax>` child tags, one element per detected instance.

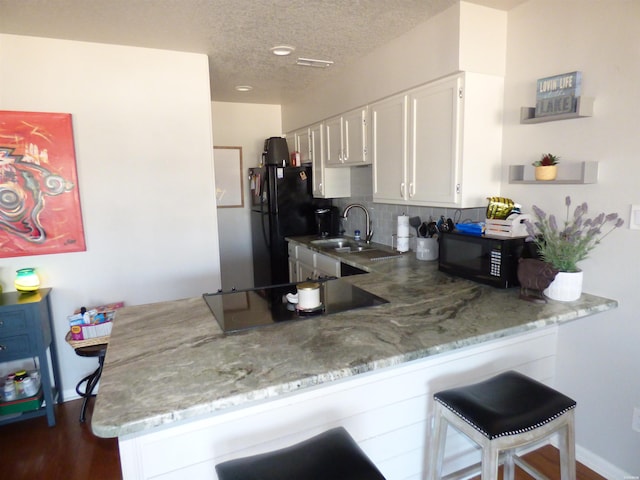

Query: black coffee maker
<box><xmin>315</xmin><ymin>207</ymin><xmax>340</xmax><ymax>237</ymax></box>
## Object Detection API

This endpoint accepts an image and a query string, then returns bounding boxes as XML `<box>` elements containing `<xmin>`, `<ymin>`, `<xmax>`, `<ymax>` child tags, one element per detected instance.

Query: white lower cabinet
<box><xmin>288</xmin><ymin>243</ymin><xmax>340</xmax><ymax>282</ymax></box>
<box><xmin>371</xmin><ymin>72</ymin><xmax>503</xmax><ymax>208</ymax></box>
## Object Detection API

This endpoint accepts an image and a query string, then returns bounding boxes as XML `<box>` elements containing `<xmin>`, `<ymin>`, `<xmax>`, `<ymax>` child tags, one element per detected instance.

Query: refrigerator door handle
<box><xmin>260</xmin><ymin>197</ymin><xmax>270</xmax><ymax>249</ymax></box>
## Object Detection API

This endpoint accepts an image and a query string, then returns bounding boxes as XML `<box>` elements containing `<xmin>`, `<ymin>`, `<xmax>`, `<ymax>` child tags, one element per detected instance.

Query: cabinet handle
<box><xmin>0</xmin><ymin>344</ymin><xmax>6</xmax><ymax>351</ymax></box>
<box><xmin>409</xmin><ymin>183</ymin><xmax>415</xmax><ymax>198</ymax></box>
<box><xmin>400</xmin><ymin>182</ymin><xmax>405</xmax><ymax>197</ymax></box>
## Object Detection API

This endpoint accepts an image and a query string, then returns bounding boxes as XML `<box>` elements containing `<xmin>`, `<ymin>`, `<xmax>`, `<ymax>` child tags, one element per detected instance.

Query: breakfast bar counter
<box><xmin>91</xmin><ymin>239</ymin><xmax>617</xmax><ymax>479</ymax></box>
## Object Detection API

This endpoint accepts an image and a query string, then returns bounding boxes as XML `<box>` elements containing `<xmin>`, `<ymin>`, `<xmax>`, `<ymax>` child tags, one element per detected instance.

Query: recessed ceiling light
<box><xmin>235</xmin><ymin>85</ymin><xmax>253</xmax><ymax>92</ymax></box>
<box><xmin>270</xmin><ymin>45</ymin><xmax>295</xmax><ymax>56</ymax></box>
<box><xmin>296</xmin><ymin>57</ymin><xmax>334</xmax><ymax>68</ymax></box>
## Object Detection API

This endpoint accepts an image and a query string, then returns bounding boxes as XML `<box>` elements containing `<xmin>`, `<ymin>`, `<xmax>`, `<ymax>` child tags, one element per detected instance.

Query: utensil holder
<box><xmin>416</xmin><ymin>237</ymin><xmax>438</xmax><ymax>261</ymax></box>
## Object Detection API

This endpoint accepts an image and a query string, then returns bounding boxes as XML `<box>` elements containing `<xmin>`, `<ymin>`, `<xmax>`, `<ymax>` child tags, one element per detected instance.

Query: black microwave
<box><xmin>438</xmin><ymin>231</ymin><xmax>528</xmax><ymax>288</ymax></box>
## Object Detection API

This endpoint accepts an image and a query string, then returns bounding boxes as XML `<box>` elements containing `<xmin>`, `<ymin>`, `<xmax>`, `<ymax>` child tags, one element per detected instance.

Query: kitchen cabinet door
<box><xmin>324</xmin><ymin>108</ymin><xmax>369</xmax><ymax>166</ymax></box>
<box><xmin>324</xmin><ymin>115</ymin><xmax>343</xmax><ymax>166</ymax></box>
<box><xmin>408</xmin><ymin>75</ymin><xmax>461</xmax><ymax>205</ymax></box>
<box><xmin>310</xmin><ymin>123</ymin><xmax>325</xmax><ymax>196</ymax></box>
<box><xmin>371</xmin><ymin>94</ymin><xmax>407</xmax><ymax>203</ymax></box>
<box><xmin>297</xmin><ymin>262</ymin><xmax>315</xmax><ymax>282</ymax></box>
<box><xmin>310</xmin><ymin>122</ymin><xmax>350</xmax><ymax>199</ymax></box>
<box><xmin>341</xmin><ymin>107</ymin><xmax>368</xmax><ymax>166</ymax></box>
<box><xmin>296</xmin><ymin>128</ymin><xmax>311</xmax><ymax>164</ymax></box>
<box><xmin>285</xmin><ymin>132</ymin><xmax>296</xmax><ymax>157</ymax></box>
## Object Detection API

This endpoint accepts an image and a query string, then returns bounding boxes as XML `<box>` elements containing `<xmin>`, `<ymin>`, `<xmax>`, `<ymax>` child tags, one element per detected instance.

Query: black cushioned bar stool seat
<box><xmin>427</xmin><ymin>371</ymin><xmax>577</xmax><ymax>480</ymax></box>
<box><xmin>215</xmin><ymin>427</ymin><xmax>386</xmax><ymax>480</ymax></box>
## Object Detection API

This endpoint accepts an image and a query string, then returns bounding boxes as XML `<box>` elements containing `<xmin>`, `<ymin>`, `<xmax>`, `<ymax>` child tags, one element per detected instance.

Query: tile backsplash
<box><xmin>330</xmin><ymin>165</ymin><xmax>485</xmax><ymax>248</ymax></box>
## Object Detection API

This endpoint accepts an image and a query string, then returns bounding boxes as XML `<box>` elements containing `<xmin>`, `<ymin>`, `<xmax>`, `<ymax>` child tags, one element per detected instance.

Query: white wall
<box><xmin>211</xmin><ymin>102</ymin><xmax>282</xmax><ymax>289</ymax></box>
<box><xmin>500</xmin><ymin>0</ymin><xmax>640</xmax><ymax>475</ymax></box>
<box><xmin>281</xmin><ymin>2</ymin><xmax>461</xmax><ymax>132</ymax></box>
<box><xmin>282</xmin><ymin>2</ymin><xmax>507</xmax><ymax>132</ymax></box>
<box><xmin>0</xmin><ymin>34</ymin><xmax>221</xmax><ymax>400</ymax></box>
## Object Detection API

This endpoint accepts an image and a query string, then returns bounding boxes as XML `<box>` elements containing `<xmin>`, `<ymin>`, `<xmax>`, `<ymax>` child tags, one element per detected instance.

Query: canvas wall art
<box><xmin>0</xmin><ymin>111</ymin><xmax>86</xmax><ymax>258</ymax></box>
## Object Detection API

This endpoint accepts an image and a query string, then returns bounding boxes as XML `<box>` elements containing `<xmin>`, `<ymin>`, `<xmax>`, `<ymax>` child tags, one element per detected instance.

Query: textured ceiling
<box><xmin>0</xmin><ymin>0</ymin><xmax>525</xmax><ymax>104</ymax></box>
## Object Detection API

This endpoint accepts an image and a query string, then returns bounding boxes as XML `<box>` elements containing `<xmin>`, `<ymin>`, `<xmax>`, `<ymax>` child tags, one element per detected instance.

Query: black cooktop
<box><xmin>203</xmin><ymin>278</ymin><xmax>388</xmax><ymax>333</ymax></box>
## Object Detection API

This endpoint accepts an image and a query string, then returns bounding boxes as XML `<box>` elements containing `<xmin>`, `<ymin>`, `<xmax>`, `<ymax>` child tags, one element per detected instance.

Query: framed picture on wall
<box><xmin>0</xmin><ymin>110</ymin><xmax>86</xmax><ymax>258</ymax></box>
<box><xmin>213</xmin><ymin>146</ymin><xmax>244</xmax><ymax>208</ymax></box>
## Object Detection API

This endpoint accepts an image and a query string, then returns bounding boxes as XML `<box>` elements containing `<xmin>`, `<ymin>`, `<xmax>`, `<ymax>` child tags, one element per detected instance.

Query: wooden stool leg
<box><xmin>559</xmin><ymin>411</ymin><xmax>576</xmax><ymax>480</ymax></box>
<box><xmin>482</xmin><ymin>443</ymin><xmax>500</xmax><ymax>480</ymax></box>
<box><xmin>503</xmin><ymin>449</ymin><xmax>515</xmax><ymax>480</ymax></box>
<box><xmin>426</xmin><ymin>402</ymin><xmax>449</xmax><ymax>480</ymax></box>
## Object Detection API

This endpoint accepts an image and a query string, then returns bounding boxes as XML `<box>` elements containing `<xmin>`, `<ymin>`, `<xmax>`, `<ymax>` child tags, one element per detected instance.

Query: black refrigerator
<box><xmin>249</xmin><ymin>165</ymin><xmax>322</xmax><ymax>287</ymax></box>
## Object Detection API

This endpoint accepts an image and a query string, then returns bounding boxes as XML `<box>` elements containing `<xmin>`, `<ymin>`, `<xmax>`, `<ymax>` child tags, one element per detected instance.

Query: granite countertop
<box><xmin>91</xmin><ymin>236</ymin><xmax>617</xmax><ymax>438</ymax></box>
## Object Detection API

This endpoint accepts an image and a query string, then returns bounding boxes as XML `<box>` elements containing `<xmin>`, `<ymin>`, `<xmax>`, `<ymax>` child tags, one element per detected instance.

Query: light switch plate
<box><xmin>630</xmin><ymin>205</ymin><xmax>640</xmax><ymax>230</ymax></box>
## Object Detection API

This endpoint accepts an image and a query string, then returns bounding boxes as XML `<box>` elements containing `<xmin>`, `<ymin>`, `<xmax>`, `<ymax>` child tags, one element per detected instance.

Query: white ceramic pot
<box><xmin>416</xmin><ymin>237</ymin><xmax>438</xmax><ymax>261</ymax></box>
<box><xmin>297</xmin><ymin>281</ymin><xmax>321</xmax><ymax>309</ymax></box>
<box><xmin>543</xmin><ymin>270</ymin><xmax>583</xmax><ymax>301</ymax></box>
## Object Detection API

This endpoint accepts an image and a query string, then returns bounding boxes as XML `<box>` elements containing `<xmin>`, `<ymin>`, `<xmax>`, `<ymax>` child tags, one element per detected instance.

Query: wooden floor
<box><xmin>0</xmin><ymin>399</ymin><xmax>606</xmax><ymax>480</ymax></box>
<box><xmin>1</xmin><ymin>398</ymin><xmax>122</xmax><ymax>480</ymax></box>
<box><xmin>470</xmin><ymin>445</ymin><xmax>607</xmax><ymax>480</ymax></box>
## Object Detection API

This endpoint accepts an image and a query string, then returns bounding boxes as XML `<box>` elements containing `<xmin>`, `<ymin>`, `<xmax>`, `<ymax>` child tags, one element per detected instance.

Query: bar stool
<box><xmin>427</xmin><ymin>370</ymin><xmax>576</xmax><ymax>480</ymax></box>
<box><xmin>215</xmin><ymin>427</ymin><xmax>386</xmax><ymax>480</ymax></box>
<box><xmin>74</xmin><ymin>343</ymin><xmax>107</xmax><ymax>423</ymax></box>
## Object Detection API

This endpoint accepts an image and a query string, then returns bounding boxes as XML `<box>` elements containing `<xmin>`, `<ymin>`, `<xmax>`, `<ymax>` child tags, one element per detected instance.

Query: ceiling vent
<box><xmin>296</xmin><ymin>58</ymin><xmax>334</xmax><ymax>68</ymax></box>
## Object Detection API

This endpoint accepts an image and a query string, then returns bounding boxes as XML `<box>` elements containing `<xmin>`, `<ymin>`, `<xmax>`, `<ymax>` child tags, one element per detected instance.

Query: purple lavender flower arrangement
<box><xmin>525</xmin><ymin>196</ymin><xmax>624</xmax><ymax>272</ymax></box>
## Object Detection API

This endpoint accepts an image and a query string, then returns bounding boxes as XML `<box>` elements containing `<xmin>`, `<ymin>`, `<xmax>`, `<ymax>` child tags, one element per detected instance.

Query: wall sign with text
<box><xmin>535</xmin><ymin>71</ymin><xmax>582</xmax><ymax>117</ymax></box>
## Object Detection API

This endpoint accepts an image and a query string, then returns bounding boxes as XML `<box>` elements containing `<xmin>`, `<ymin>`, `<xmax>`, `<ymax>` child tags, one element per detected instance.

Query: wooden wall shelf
<box><xmin>509</xmin><ymin>161</ymin><xmax>598</xmax><ymax>184</ymax></box>
<box><xmin>520</xmin><ymin>97</ymin><xmax>594</xmax><ymax>124</ymax></box>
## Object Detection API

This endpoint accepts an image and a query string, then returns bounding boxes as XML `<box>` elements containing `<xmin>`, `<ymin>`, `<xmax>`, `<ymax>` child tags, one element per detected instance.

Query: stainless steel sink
<box><xmin>310</xmin><ymin>237</ymin><xmax>350</xmax><ymax>248</ymax></box>
<box><xmin>309</xmin><ymin>238</ymin><xmax>401</xmax><ymax>259</ymax></box>
<box><xmin>310</xmin><ymin>237</ymin><xmax>374</xmax><ymax>253</ymax></box>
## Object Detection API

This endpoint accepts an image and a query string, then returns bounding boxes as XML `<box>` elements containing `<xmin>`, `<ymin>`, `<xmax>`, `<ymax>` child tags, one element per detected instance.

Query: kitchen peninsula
<box><xmin>92</xmin><ymin>237</ymin><xmax>617</xmax><ymax>480</ymax></box>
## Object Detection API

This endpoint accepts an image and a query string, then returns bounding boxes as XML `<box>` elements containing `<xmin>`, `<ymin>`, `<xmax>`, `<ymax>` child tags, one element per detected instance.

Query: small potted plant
<box><xmin>524</xmin><ymin>196</ymin><xmax>624</xmax><ymax>301</ymax></box>
<box><xmin>532</xmin><ymin>153</ymin><xmax>559</xmax><ymax>181</ymax></box>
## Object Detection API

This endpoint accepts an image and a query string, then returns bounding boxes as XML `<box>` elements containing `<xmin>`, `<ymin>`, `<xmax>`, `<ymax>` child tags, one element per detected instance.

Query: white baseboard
<box><xmin>550</xmin><ymin>438</ymin><xmax>632</xmax><ymax>479</ymax></box>
<box><xmin>575</xmin><ymin>444</ymin><xmax>633</xmax><ymax>480</ymax></box>
<box><xmin>61</xmin><ymin>388</ymin><xmax>81</xmax><ymax>402</ymax></box>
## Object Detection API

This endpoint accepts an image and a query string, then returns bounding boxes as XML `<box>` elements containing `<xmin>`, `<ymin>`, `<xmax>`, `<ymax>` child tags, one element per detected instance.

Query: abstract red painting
<box><xmin>0</xmin><ymin>111</ymin><xmax>86</xmax><ymax>258</ymax></box>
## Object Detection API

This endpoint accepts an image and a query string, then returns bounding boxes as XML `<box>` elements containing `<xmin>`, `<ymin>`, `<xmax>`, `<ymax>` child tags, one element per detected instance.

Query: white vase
<box><xmin>543</xmin><ymin>270</ymin><xmax>583</xmax><ymax>301</ymax></box>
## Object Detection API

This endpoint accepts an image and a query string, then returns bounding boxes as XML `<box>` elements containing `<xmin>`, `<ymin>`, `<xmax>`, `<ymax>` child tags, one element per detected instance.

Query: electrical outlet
<box><xmin>632</xmin><ymin>406</ymin><xmax>640</xmax><ymax>433</ymax></box>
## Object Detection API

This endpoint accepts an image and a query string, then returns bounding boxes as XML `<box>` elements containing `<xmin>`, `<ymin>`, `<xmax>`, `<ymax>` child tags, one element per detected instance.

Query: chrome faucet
<box><xmin>342</xmin><ymin>203</ymin><xmax>373</xmax><ymax>243</ymax></box>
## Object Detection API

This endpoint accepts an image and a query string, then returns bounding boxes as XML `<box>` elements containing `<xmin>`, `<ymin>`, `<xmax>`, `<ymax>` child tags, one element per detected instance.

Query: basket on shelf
<box><xmin>65</xmin><ymin>331</ymin><xmax>110</xmax><ymax>349</ymax></box>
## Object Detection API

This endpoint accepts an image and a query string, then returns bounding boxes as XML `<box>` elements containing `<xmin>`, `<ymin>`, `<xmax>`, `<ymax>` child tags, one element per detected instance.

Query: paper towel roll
<box><xmin>397</xmin><ymin>215</ymin><xmax>410</xmax><ymax>252</ymax></box>
<box><xmin>397</xmin><ymin>215</ymin><xmax>409</xmax><ymax>235</ymax></box>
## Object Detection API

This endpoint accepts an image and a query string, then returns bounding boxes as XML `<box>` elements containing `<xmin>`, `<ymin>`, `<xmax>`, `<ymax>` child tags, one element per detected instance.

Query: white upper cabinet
<box><xmin>371</xmin><ymin>72</ymin><xmax>503</xmax><ymax>208</ymax></box>
<box><xmin>288</xmin><ymin>128</ymin><xmax>311</xmax><ymax>164</ymax></box>
<box><xmin>297</xmin><ymin>128</ymin><xmax>311</xmax><ymax>164</ymax></box>
<box><xmin>371</xmin><ymin>94</ymin><xmax>407</xmax><ymax>203</ymax></box>
<box><xmin>325</xmin><ymin>107</ymin><xmax>369</xmax><ymax>166</ymax></box>
<box><xmin>310</xmin><ymin>122</ymin><xmax>351</xmax><ymax>199</ymax></box>
<box><xmin>408</xmin><ymin>75</ymin><xmax>461</xmax><ymax>205</ymax></box>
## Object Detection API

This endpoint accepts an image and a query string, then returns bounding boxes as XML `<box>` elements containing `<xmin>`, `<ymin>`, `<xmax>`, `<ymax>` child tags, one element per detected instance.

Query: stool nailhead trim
<box><xmin>435</xmin><ymin>397</ymin><xmax>576</xmax><ymax>440</ymax></box>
